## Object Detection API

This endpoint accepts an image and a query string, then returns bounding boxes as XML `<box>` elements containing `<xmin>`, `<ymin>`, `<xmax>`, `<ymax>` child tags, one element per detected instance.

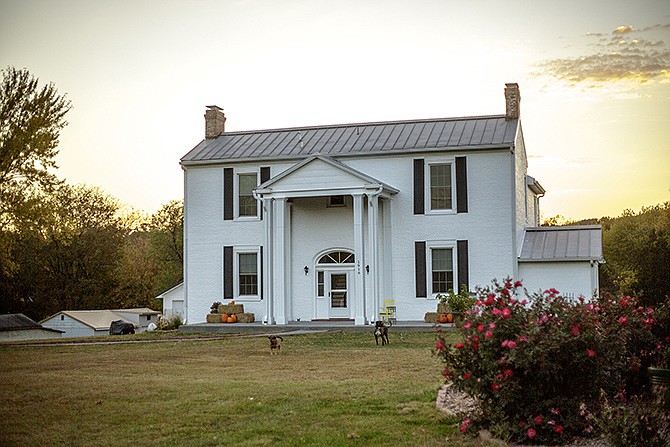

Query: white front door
<box><xmin>328</xmin><ymin>270</ymin><xmax>351</xmax><ymax>319</ymax></box>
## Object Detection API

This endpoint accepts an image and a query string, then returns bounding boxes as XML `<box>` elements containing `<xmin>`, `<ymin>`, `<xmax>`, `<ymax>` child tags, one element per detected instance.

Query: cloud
<box><xmin>537</xmin><ymin>24</ymin><xmax>670</xmax><ymax>84</ymax></box>
<box><xmin>613</xmin><ymin>25</ymin><xmax>634</xmax><ymax>35</ymax></box>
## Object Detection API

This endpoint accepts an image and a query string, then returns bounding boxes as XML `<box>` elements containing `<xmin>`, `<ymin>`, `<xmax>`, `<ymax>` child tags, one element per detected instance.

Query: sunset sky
<box><xmin>1</xmin><ymin>0</ymin><xmax>669</xmax><ymax>220</ymax></box>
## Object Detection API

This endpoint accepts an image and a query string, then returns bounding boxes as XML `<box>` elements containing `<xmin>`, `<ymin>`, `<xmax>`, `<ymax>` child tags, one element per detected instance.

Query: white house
<box><xmin>40</xmin><ymin>308</ymin><xmax>160</xmax><ymax>338</ymax></box>
<box><xmin>156</xmin><ymin>283</ymin><xmax>184</xmax><ymax>318</ymax></box>
<box><xmin>181</xmin><ymin>83</ymin><xmax>603</xmax><ymax>325</ymax></box>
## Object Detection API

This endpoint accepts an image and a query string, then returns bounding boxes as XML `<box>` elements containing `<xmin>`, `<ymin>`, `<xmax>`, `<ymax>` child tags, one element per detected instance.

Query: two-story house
<box><xmin>180</xmin><ymin>83</ymin><xmax>603</xmax><ymax>325</ymax></box>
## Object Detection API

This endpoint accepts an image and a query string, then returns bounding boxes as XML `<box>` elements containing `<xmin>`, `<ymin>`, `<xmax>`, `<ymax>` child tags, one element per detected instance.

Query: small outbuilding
<box><xmin>40</xmin><ymin>308</ymin><xmax>160</xmax><ymax>338</ymax></box>
<box><xmin>0</xmin><ymin>314</ymin><xmax>64</xmax><ymax>341</ymax></box>
<box><xmin>156</xmin><ymin>283</ymin><xmax>184</xmax><ymax>319</ymax></box>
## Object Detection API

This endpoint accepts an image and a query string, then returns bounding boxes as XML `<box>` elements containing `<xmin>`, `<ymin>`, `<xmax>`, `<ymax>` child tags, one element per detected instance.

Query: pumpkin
<box><xmin>438</xmin><ymin>314</ymin><xmax>449</xmax><ymax>323</ymax></box>
<box><xmin>230</xmin><ymin>313</ymin><xmax>238</xmax><ymax>323</ymax></box>
<box><xmin>230</xmin><ymin>300</ymin><xmax>235</xmax><ymax>305</ymax></box>
<box><xmin>221</xmin><ymin>313</ymin><xmax>230</xmax><ymax>323</ymax></box>
<box><xmin>446</xmin><ymin>313</ymin><xmax>454</xmax><ymax>323</ymax></box>
<box><xmin>226</xmin><ymin>316</ymin><xmax>235</xmax><ymax>323</ymax></box>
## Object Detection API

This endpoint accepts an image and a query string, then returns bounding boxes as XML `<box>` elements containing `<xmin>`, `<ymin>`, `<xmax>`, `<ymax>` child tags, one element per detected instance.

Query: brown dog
<box><xmin>268</xmin><ymin>335</ymin><xmax>283</xmax><ymax>355</ymax></box>
<box><xmin>374</xmin><ymin>321</ymin><xmax>390</xmax><ymax>345</ymax></box>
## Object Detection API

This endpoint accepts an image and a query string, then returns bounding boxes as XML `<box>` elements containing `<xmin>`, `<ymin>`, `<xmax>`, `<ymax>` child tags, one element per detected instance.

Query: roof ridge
<box><xmin>221</xmin><ymin>114</ymin><xmax>509</xmax><ymax>136</ymax></box>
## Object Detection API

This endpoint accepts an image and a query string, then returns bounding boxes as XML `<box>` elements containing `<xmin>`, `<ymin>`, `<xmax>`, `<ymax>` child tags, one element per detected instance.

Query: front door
<box><xmin>328</xmin><ymin>271</ymin><xmax>350</xmax><ymax>319</ymax></box>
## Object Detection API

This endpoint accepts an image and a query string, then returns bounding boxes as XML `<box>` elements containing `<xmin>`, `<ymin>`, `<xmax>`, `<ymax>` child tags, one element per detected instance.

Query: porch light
<box><xmin>304</xmin><ymin>266</ymin><xmax>309</xmax><ymax>275</ymax></box>
<box><xmin>365</xmin><ymin>265</ymin><xmax>370</xmax><ymax>274</ymax></box>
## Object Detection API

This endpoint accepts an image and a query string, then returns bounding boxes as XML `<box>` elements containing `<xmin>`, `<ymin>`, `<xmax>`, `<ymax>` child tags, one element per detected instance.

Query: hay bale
<box><xmin>218</xmin><ymin>303</ymin><xmax>244</xmax><ymax>314</ymax></box>
<box><xmin>236</xmin><ymin>313</ymin><xmax>255</xmax><ymax>323</ymax></box>
<box><xmin>424</xmin><ymin>312</ymin><xmax>438</xmax><ymax>323</ymax></box>
<box><xmin>206</xmin><ymin>313</ymin><xmax>221</xmax><ymax>323</ymax></box>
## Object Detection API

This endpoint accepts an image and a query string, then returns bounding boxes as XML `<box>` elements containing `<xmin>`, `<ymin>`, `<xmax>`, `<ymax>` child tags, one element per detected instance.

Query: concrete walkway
<box><xmin>179</xmin><ymin>320</ymin><xmax>446</xmax><ymax>334</ymax></box>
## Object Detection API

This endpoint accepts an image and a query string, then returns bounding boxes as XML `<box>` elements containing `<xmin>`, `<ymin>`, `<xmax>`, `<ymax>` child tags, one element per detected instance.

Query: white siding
<box><xmin>184</xmin><ymin>150</ymin><xmax>519</xmax><ymax>323</ymax></box>
<box><xmin>519</xmin><ymin>261</ymin><xmax>598</xmax><ymax>300</ymax></box>
<box><xmin>41</xmin><ymin>315</ymin><xmax>95</xmax><ymax>338</ymax></box>
<box><xmin>0</xmin><ymin>329</ymin><xmax>62</xmax><ymax>341</ymax></box>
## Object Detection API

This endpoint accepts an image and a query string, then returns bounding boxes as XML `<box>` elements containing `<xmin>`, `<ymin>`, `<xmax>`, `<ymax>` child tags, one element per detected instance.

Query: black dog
<box><xmin>268</xmin><ymin>335</ymin><xmax>283</xmax><ymax>355</ymax></box>
<box><xmin>374</xmin><ymin>321</ymin><xmax>390</xmax><ymax>345</ymax></box>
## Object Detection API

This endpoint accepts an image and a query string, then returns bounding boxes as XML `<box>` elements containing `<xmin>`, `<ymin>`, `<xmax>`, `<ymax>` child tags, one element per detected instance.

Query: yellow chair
<box><xmin>379</xmin><ymin>299</ymin><xmax>397</xmax><ymax>324</ymax></box>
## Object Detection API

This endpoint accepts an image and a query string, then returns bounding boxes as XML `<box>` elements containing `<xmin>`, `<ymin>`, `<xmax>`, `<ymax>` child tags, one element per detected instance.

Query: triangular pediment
<box><xmin>255</xmin><ymin>155</ymin><xmax>397</xmax><ymax>198</ymax></box>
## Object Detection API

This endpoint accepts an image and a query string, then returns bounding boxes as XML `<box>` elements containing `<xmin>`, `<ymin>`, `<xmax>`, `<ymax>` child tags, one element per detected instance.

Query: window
<box><xmin>146</xmin><ymin>315</ymin><xmax>151</xmax><ymax>321</ymax></box>
<box><xmin>238</xmin><ymin>252</ymin><xmax>258</xmax><ymax>296</ymax></box>
<box><xmin>317</xmin><ymin>271</ymin><xmax>325</xmax><ymax>297</ymax></box>
<box><xmin>328</xmin><ymin>195</ymin><xmax>345</xmax><ymax>207</ymax></box>
<box><xmin>429</xmin><ymin>164</ymin><xmax>452</xmax><ymax>210</ymax></box>
<box><xmin>431</xmin><ymin>248</ymin><xmax>454</xmax><ymax>294</ymax></box>
<box><xmin>238</xmin><ymin>173</ymin><xmax>257</xmax><ymax>217</ymax></box>
<box><xmin>318</xmin><ymin>251</ymin><xmax>355</xmax><ymax>264</ymax></box>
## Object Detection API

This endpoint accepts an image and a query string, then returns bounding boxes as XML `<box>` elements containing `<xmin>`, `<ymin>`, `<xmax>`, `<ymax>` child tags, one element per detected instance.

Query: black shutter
<box><xmin>413</xmin><ymin>159</ymin><xmax>425</xmax><ymax>215</ymax></box>
<box><xmin>224</xmin><ymin>168</ymin><xmax>233</xmax><ymax>220</ymax></box>
<box><xmin>259</xmin><ymin>246</ymin><xmax>264</xmax><ymax>300</ymax></box>
<box><xmin>260</xmin><ymin>166</ymin><xmax>271</xmax><ymax>184</ymax></box>
<box><xmin>415</xmin><ymin>241</ymin><xmax>427</xmax><ymax>297</ymax></box>
<box><xmin>456</xmin><ymin>156</ymin><xmax>468</xmax><ymax>213</ymax></box>
<box><xmin>224</xmin><ymin>246</ymin><xmax>233</xmax><ymax>299</ymax></box>
<box><xmin>457</xmin><ymin>240</ymin><xmax>469</xmax><ymax>292</ymax></box>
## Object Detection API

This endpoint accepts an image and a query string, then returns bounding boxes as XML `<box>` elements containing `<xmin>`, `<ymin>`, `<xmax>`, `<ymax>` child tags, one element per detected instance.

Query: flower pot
<box><xmin>649</xmin><ymin>367</ymin><xmax>670</xmax><ymax>385</ymax></box>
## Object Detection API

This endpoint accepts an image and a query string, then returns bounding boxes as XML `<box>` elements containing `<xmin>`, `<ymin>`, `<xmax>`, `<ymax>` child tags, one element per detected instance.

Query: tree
<box><xmin>149</xmin><ymin>200</ymin><xmax>183</xmax><ymax>294</ymax></box>
<box><xmin>0</xmin><ymin>67</ymin><xmax>71</xmax><ymax>193</ymax></box>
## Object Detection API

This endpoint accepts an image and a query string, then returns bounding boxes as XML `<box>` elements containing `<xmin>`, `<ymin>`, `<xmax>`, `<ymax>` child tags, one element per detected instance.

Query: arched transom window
<box><xmin>317</xmin><ymin>251</ymin><xmax>355</xmax><ymax>264</ymax></box>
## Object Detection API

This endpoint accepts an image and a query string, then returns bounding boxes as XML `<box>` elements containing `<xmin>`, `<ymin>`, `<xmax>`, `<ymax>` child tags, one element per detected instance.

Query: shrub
<box><xmin>435</xmin><ymin>278</ymin><xmax>666</xmax><ymax>445</ymax></box>
<box><xmin>158</xmin><ymin>315</ymin><xmax>183</xmax><ymax>330</ymax></box>
<box><xmin>600</xmin><ymin>393</ymin><xmax>670</xmax><ymax>447</ymax></box>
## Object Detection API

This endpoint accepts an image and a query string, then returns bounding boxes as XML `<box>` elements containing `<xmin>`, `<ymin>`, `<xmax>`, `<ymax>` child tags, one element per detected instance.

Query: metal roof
<box><xmin>519</xmin><ymin>226</ymin><xmax>604</xmax><ymax>262</ymax></box>
<box><xmin>0</xmin><ymin>314</ymin><xmax>64</xmax><ymax>333</ymax></box>
<box><xmin>182</xmin><ymin>115</ymin><xmax>518</xmax><ymax>164</ymax></box>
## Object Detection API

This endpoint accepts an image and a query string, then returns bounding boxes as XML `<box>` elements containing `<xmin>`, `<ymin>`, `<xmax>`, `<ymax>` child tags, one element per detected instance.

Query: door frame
<box><xmin>326</xmin><ymin>269</ymin><xmax>352</xmax><ymax>319</ymax></box>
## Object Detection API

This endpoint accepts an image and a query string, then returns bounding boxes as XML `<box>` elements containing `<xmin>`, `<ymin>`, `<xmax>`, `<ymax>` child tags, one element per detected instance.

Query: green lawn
<box><xmin>0</xmin><ymin>330</ymin><xmax>477</xmax><ymax>447</ymax></box>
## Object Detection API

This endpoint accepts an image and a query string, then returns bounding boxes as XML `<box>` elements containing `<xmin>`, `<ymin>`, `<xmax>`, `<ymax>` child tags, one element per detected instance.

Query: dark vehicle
<box><xmin>109</xmin><ymin>320</ymin><xmax>135</xmax><ymax>335</ymax></box>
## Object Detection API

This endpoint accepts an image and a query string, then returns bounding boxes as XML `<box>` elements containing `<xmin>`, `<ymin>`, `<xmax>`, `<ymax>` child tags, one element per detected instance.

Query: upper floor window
<box><xmin>238</xmin><ymin>173</ymin><xmax>257</xmax><ymax>217</ymax></box>
<box><xmin>318</xmin><ymin>251</ymin><xmax>355</xmax><ymax>264</ymax></box>
<box><xmin>429</xmin><ymin>164</ymin><xmax>452</xmax><ymax>211</ymax></box>
<box><xmin>328</xmin><ymin>195</ymin><xmax>346</xmax><ymax>207</ymax></box>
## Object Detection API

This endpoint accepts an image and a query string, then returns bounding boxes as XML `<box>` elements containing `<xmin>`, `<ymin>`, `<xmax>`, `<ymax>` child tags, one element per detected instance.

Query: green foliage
<box><xmin>435</xmin><ymin>278</ymin><xmax>668</xmax><ymax>445</ymax></box>
<box><xmin>446</xmin><ymin>286</ymin><xmax>476</xmax><ymax>313</ymax></box>
<box><xmin>210</xmin><ymin>301</ymin><xmax>222</xmax><ymax>313</ymax></box>
<box><xmin>600</xmin><ymin>394</ymin><xmax>670</xmax><ymax>447</ymax></box>
<box><xmin>157</xmin><ymin>314</ymin><xmax>183</xmax><ymax>330</ymax></box>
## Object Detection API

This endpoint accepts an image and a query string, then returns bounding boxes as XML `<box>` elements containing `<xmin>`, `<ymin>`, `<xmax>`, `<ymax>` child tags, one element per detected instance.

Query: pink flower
<box><xmin>489</xmin><ymin>323</ymin><xmax>496</xmax><ymax>329</ymax></box>
<box><xmin>514</xmin><ymin>280</ymin><xmax>523</xmax><ymax>287</ymax></box>
<box><xmin>477</xmin><ymin>324</ymin><xmax>485</xmax><ymax>332</ymax></box>
<box><xmin>491</xmin><ymin>382</ymin><xmax>500</xmax><ymax>391</ymax></box>
<box><xmin>463</xmin><ymin>322</ymin><xmax>471</xmax><ymax>329</ymax></box>
<box><xmin>460</xmin><ymin>418</ymin><xmax>470</xmax><ymax>433</ymax></box>
<box><xmin>435</xmin><ymin>340</ymin><xmax>445</xmax><ymax>351</ymax></box>
<box><xmin>550</xmin><ymin>408</ymin><xmax>560</xmax><ymax>415</ymax></box>
<box><xmin>518</xmin><ymin>421</ymin><xmax>526</xmax><ymax>428</ymax></box>
<box><xmin>492</xmin><ymin>308</ymin><xmax>502</xmax><ymax>316</ymax></box>
<box><xmin>527</xmin><ymin>428</ymin><xmax>537</xmax><ymax>439</ymax></box>
<box><xmin>521</xmin><ymin>299</ymin><xmax>528</xmax><ymax>305</ymax></box>
<box><xmin>502</xmin><ymin>308</ymin><xmax>512</xmax><ymax>319</ymax></box>
<box><xmin>586</xmin><ymin>349</ymin><xmax>596</xmax><ymax>358</ymax></box>
<box><xmin>485</xmin><ymin>330</ymin><xmax>494</xmax><ymax>339</ymax></box>
<box><xmin>570</xmin><ymin>324</ymin><xmax>581</xmax><ymax>336</ymax></box>
<box><xmin>618</xmin><ymin>317</ymin><xmax>627</xmax><ymax>325</ymax></box>
<box><xmin>502</xmin><ymin>340</ymin><xmax>517</xmax><ymax>349</ymax></box>
<box><xmin>503</xmin><ymin>369</ymin><xmax>514</xmax><ymax>379</ymax></box>
<box><xmin>442</xmin><ymin>368</ymin><xmax>451</xmax><ymax>378</ymax></box>
<box><xmin>505</xmin><ymin>281</ymin><xmax>512</xmax><ymax>288</ymax></box>
<box><xmin>463</xmin><ymin>372</ymin><xmax>472</xmax><ymax>380</ymax></box>
<box><xmin>454</xmin><ymin>343</ymin><xmax>465</xmax><ymax>349</ymax></box>
<box><xmin>502</xmin><ymin>288</ymin><xmax>510</xmax><ymax>297</ymax></box>
<box><xmin>554</xmin><ymin>425</ymin><xmax>564</xmax><ymax>434</ymax></box>
<box><xmin>485</xmin><ymin>294</ymin><xmax>495</xmax><ymax>306</ymax></box>
<box><xmin>548</xmin><ymin>420</ymin><xmax>556</xmax><ymax>425</ymax></box>
<box><xmin>533</xmin><ymin>415</ymin><xmax>543</xmax><ymax>424</ymax></box>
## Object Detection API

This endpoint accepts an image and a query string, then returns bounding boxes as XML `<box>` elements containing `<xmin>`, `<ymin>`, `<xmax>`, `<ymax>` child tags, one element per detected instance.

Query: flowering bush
<box><xmin>435</xmin><ymin>279</ymin><xmax>667</xmax><ymax>445</ymax></box>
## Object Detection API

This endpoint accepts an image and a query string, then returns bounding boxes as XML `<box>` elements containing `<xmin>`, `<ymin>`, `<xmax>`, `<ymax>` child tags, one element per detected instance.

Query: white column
<box><xmin>382</xmin><ymin>198</ymin><xmax>393</xmax><ymax>315</ymax></box>
<box><xmin>353</xmin><ymin>194</ymin><xmax>366</xmax><ymax>325</ymax></box>
<box><xmin>263</xmin><ymin>197</ymin><xmax>274</xmax><ymax>324</ymax></box>
<box><xmin>274</xmin><ymin>198</ymin><xmax>288</xmax><ymax>324</ymax></box>
<box><xmin>367</xmin><ymin>193</ymin><xmax>379</xmax><ymax>324</ymax></box>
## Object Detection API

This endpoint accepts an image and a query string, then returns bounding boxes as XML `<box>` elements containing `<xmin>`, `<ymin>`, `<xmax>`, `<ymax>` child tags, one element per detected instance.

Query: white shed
<box><xmin>0</xmin><ymin>314</ymin><xmax>64</xmax><ymax>341</ymax></box>
<box><xmin>156</xmin><ymin>283</ymin><xmax>184</xmax><ymax>319</ymax></box>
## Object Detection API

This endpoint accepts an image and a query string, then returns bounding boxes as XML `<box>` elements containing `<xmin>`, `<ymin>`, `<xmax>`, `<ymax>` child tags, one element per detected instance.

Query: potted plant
<box><xmin>210</xmin><ymin>301</ymin><xmax>222</xmax><ymax>314</ymax></box>
<box><xmin>444</xmin><ymin>286</ymin><xmax>476</xmax><ymax>323</ymax></box>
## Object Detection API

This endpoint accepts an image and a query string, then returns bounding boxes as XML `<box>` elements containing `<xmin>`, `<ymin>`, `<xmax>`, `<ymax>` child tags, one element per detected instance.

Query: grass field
<box><xmin>0</xmin><ymin>330</ymin><xmax>478</xmax><ymax>447</ymax></box>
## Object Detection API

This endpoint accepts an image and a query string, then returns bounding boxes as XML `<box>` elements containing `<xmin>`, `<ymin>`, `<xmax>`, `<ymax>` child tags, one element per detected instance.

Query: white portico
<box><xmin>254</xmin><ymin>155</ymin><xmax>398</xmax><ymax>325</ymax></box>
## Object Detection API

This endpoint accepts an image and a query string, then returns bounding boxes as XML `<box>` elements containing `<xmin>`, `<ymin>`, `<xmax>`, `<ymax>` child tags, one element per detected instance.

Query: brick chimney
<box><xmin>205</xmin><ymin>105</ymin><xmax>226</xmax><ymax>139</ymax></box>
<box><xmin>504</xmin><ymin>83</ymin><xmax>520</xmax><ymax>120</ymax></box>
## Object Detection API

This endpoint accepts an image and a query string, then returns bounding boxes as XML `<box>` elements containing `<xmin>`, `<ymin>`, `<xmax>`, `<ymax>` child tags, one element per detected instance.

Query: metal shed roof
<box><xmin>181</xmin><ymin>115</ymin><xmax>518</xmax><ymax>164</ymax></box>
<box><xmin>519</xmin><ymin>226</ymin><xmax>604</xmax><ymax>262</ymax></box>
